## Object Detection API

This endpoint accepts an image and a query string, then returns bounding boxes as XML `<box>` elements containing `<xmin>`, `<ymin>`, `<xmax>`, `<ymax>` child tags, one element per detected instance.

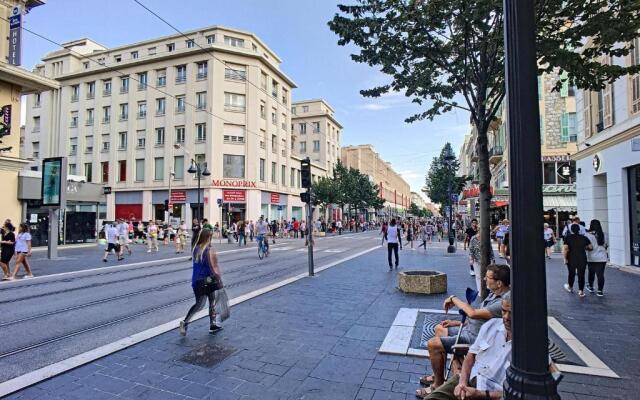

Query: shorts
<box><xmin>118</xmin><ymin>235</ymin><xmax>128</xmax><ymax>245</ymax></box>
<box><xmin>545</xmin><ymin>239</ymin><xmax>555</xmax><ymax>248</ymax></box>
<box><xmin>440</xmin><ymin>327</ymin><xmax>476</xmax><ymax>354</ymax></box>
<box><xmin>105</xmin><ymin>243</ymin><xmax>120</xmax><ymax>253</ymax></box>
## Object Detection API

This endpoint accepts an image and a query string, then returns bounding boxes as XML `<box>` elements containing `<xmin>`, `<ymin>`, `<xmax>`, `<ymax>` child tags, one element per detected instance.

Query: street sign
<box><xmin>277</xmin><ymin>205</ymin><xmax>283</xmax><ymax>211</ymax></box>
<box><xmin>450</xmin><ymin>194</ymin><xmax>459</xmax><ymax>202</ymax></box>
<box><xmin>103</xmin><ymin>186</ymin><xmax>112</xmax><ymax>195</ymax></box>
<box><xmin>216</xmin><ymin>198</ymin><xmax>223</xmax><ymax>206</ymax></box>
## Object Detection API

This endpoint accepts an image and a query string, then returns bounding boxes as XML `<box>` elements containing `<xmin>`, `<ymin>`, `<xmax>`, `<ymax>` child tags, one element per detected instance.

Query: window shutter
<box><xmin>583</xmin><ymin>90</ymin><xmax>592</xmax><ymax>138</ymax></box>
<box><xmin>560</xmin><ymin>71</ymin><xmax>569</xmax><ymax>97</ymax></box>
<box><xmin>560</xmin><ymin>112</ymin><xmax>569</xmax><ymax>142</ymax></box>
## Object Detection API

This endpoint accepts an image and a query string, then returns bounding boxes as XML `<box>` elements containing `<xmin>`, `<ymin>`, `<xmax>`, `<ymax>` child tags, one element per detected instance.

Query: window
<box><xmin>186</xmin><ymin>39</ymin><xmax>195</xmax><ymax>48</ymax></box>
<box><xmin>176</xmin><ymin>65</ymin><xmax>187</xmax><ymax>83</ymax></box>
<box><xmin>282</xmin><ymin>88</ymin><xmax>288</xmax><ymax>105</ymax></box>
<box><xmin>543</xmin><ymin>162</ymin><xmax>556</xmax><ymax>184</ymax></box>
<box><xmin>312</xmin><ymin>122</ymin><xmax>320</xmax><ymax>133</ymax></box>
<box><xmin>69</xmin><ymin>138</ymin><xmax>77</xmax><ymax>155</ymax></box>
<box><xmin>282</xmin><ymin>138</ymin><xmax>287</xmax><ymax>156</ymax></box>
<box><xmin>118</xmin><ymin>132</ymin><xmax>127</xmax><ymax>149</ymax></box>
<box><xmin>313</xmin><ymin>140</ymin><xmax>320</xmax><ymax>152</ymax></box>
<box><xmin>271</xmin><ymin>79</ymin><xmax>278</xmax><ymax>98</ymax></box>
<box><xmin>281</xmin><ymin>165</ymin><xmax>286</xmax><ymax>186</ymax></box>
<box><xmin>103</xmin><ymin>79</ymin><xmax>112</xmax><ymax>96</ymax></box>
<box><xmin>157</xmin><ymin>69</ymin><xmax>166</xmax><ymax>87</ymax></box>
<box><xmin>154</xmin><ymin>157</ymin><xmax>164</xmax><ymax>180</ymax></box>
<box><xmin>156</xmin><ymin>98</ymin><xmax>166</xmax><ymax>115</ymax></box>
<box><xmin>299</xmin><ymin>123</ymin><xmax>307</xmax><ymax>134</ymax></box>
<box><xmin>120</xmin><ymin>77</ymin><xmax>129</xmax><ymax>93</ymax></box>
<box><xmin>137</xmin><ymin>101</ymin><xmax>147</xmax><ymax>118</ymax></box>
<box><xmin>197</xmin><ymin>62</ymin><xmax>208</xmax><ymax>79</ymax></box>
<box><xmin>135</xmin><ymin>159</ymin><xmax>144</xmax><ymax>181</ymax></box>
<box><xmin>290</xmin><ymin>167</ymin><xmax>295</xmax><ymax>187</ymax></box>
<box><xmin>223</xmin><ymin>154</ymin><xmax>245</xmax><ymax>178</ymax></box>
<box><xmin>195</xmin><ymin>154</ymin><xmax>206</xmax><ymax>166</ymax></box>
<box><xmin>175</xmin><ymin>126</ymin><xmax>185</xmax><ymax>144</ymax></box>
<box><xmin>300</xmin><ymin>141</ymin><xmax>307</xmax><ymax>152</ymax></box>
<box><xmin>137</xmin><ymin>72</ymin><xmax>148</xmax><ymax>90</ymax></box>
<box><xmin>224</xmin><ymin>92</ymin><xmax>246</xmax><ymax>112</ymax></box>
<box><xmin>114</xmin><ymin>55</ymin><xmax>121</xmax><ymax>62</ymax></box>
<box><xmin>302</xmin><ymin>105</ymin><xmax>309</xmax><ymax>113</ymax></box>
<box><xmin>34</xmin><ymin>93</ymin><xmax>41</xmax><ymax>107</ymax></box>
<box><xmin>196</xmin><ymin>92</ymin><xmax>207</xmax><ymax>110</ymax></box>
<box><xmin>101</xmin><ymin>161</ymin><xmax>109</xmax><ymax>183</ymax></box>
<box><xmin>291</xmin><ymin>106</ymin><xmax>296</xmax><ymax>115</ymax></box>
<box><xmin>84</xmin><ymin>163</ymin><xmax>93</xmax><ymax>182</ymax></box>
<box><xmin>259</xmin><ymin>158</ymin><xmax>265</xmax><ymax>181</ymax></box>
<box><xmin>176</xmin><ymin>96</ymin><xmax>185</xmax><ymax>113</ymax></box>
<box><xmin>271</xmin><ymin>112</ymin><xmax>277</xmax><ymax>125</ymax></box>
<box><xmin>87</xmin><ymin>81</ymin><xmax>95</xmax><ymax>99</ymax></box>
<box><xmin>86</xmin><ymin>108</ymin><xmax>94</xmax><ymax>125</ymax></box>
<box><xmin>85</xmin><ymin>135</ymin><xmax>93</xmax><ymax>153</ymax></box>
<box><xmin>196</xmin><ymin>123</ymin><xmax>206</xmax><ymax>142</ymax></box>
<box><xmin>560</xmin><ymin>112</ymin><xmax>577</xmax><ymax>143</ymax></box>
<box><xmin>102</xmin><ymin>134</ymin><xmax>110</xmax><ymax>152</ymax></box>
<box><xmin>32</xmin><ymin>117</ymin><xmax>40</xmax><ymax>132</ymax></box>
<box><xmin>631</xmin><ymin>37</ymin><xmax>640</xmax><ymax>114</ymax></box>
<box><xmin>148</xmin><ymin>47</ymin><xmax>156</xmax><ymax>56</ymax></box>
<box><xmin>297</xmin><ymin>170</ymin><xmax>301</xmax><ymax>188</ymax></box>
<box><xmin>83</xmin><ymin>61</ymin><xmax>90</xmax><ymax>69</ymax></box>
<box><xmin>206</xmin><ymin>35</ymin><xmax>215</xmax><ymax>44</ymax></box>
<box><xmin>174</xmin><ymin>156</ymin><xmax>184</xmax><ymax>180</ymax></box>
<box><xmin>102</xmin><ymin>106</ymin><xmax>111</xmax><ymax>124</ymax></box>
<box><xmin>271</xmin><ymin>162</ymin><xmax>277</xmax><ymax>183</ymax></box>
<box><xmin>137</xmin><ymin>130</ymin><xmax>145</xmax><ymax>148</ymax></box>
<box><xmin>224</xmin><ymin>65</ymin><xmax>246</xmax><ymax>81</ymax></box>
<box><xmin>224</xmin><ymin>36</ymin><xmax>244</xmax><ymax>48</ymax></box>
<box><xmin>260</xmin><ymin>101</ymin><xmax>266</xmax><ymax>119</ymax></box>
<box><xmin>271</xmin><ymin>134</ymin><xmax>277</xmax><ymax>153</ymax></box>
<box><xmin>32</xmin><ymin>141</ymin><xmax>39</xmax><ymax>158</ymax></box>
<box><xmin>119</xmin><ymin>103</ymin><xmax>128</xmax><ymax>120</ymax></box>
<box><xmin>166</xmin><ymin>43</ymin><xmax>175</xmax><ymax>52</ymax></box>
<box><xmin>281</xmin><ymin>113</ymin><xmax>286</xmax><ymax>130</ymax></box>
<box><xmin>223</xmin><ymin>124</ymin><xmax>245</xmax><ymax>143</ymax></box>
<box><xmin>602</xmin><ymin>83</ymin><xmax>614</xmax><ymax>128</ymax></box>
<box><xmin>131</xmin><ymin>51</ymin><xmax>139</xmax><ymax>59</ymax></box>
<box><xmin>261</xmin><ymin>72</ymin><xmax>267</xmax><ymax>90</ymax></box>
<box><xmin>118</xmin><ymin>160</ymin><xmax>127</xmax><ymax>182</ymax></box>
<box><xmin>155</xmin><ymin>128</ymin><xmax>165</xmax><ymax>145</ymax></box>
<box><xmin>69</xmin><ymin>164</ymin><xmax>76</xmax><ymax>175</ymax></box>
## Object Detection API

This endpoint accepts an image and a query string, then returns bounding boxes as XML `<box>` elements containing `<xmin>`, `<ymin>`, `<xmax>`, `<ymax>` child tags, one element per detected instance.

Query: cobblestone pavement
<box><xmin>6</xmin><ymin>241</ymin><xmax>638</xmax><ymax>399</ymax></box>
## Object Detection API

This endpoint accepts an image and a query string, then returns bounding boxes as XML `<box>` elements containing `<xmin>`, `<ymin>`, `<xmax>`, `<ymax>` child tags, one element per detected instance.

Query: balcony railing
<box><xmin>102</xmin><ymin>117</ymin><xmax>110</xmax><ymax>124</ymax></box>
<box><xmin>103</xmin><ymin>89</ymin><xmax>111</xmax><ymax>96</ymax></box>
<box><xmin>70</xmin><ymin>120</ymin><xmax>78</xmax><ymax>128</ymax></box>
<box><xmin>86</xmin><ymin>92</ymin><xmax>95</xmax><ymax>99</ymax></box>
<box><xmin>489</xmin><ymin>145</ymin><xmax>504</xmax><ymax>163</ymax></box>
<box><xmin>175</xmin><ymin>75</ymin><xmax>187</xmax><ymax>84</ymax></box>
<box><xmin>137</xmin><ymin>111</ymin><xmax>147</xmax><ymax>119</ymax></box>
<box><xmin>71</xmin><ymin>95</ymin><xmax>79</xmax><ymax>102</ymax></box>
<box><xmin>138</xmin><ymin>83</ymin><xmax>147</xmax><ymax>91</ymax></box>
<box><xmin>85</xmin><ymin>118</ymin><xmax>94</xmax><ymax>126</ymax></box>
<box><xmin>196</xmin><ymin>72</ymin><xmax>207</xmax><ymax>80</ymax></box>
<box><xmin>225</xmin><ymin>104</ymin><xmax>246</xmax><ymax>112</ymax></box>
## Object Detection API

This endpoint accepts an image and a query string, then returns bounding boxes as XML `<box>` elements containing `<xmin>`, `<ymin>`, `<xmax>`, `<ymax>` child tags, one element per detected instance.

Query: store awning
<box><xmin>543</xmin><ymin>195</ymin><xmax>576</xmax><ymax>212</ymax></box>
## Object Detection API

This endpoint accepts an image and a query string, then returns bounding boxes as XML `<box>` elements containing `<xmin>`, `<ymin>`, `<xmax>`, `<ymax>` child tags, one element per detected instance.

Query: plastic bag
<box><xmin>214</xmin><ymin>289</ymin><xmax>230</xmax><ymax>322</ymax></box>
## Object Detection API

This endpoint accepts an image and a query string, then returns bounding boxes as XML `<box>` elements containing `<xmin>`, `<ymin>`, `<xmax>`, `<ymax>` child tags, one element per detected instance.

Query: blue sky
<box><xmin>20</xmin><ymin>0</ymin><xmax>470</xmax><ymax>198</ymax></box>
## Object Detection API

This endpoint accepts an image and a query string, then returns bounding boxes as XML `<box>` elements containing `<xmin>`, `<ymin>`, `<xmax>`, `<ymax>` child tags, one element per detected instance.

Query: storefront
<box><xmin>542</xmin><ymin>184</ymin><xmax>577</xmax><ymax>238</ymax></box>
<box><xmin>222</xmin><ymin>189</ymin><xmax>246</xmax><ymax>226</ymax></box>
<box><xmin>629</xmin><ymin>164</ymin><xmax>640</xmax><ymax>266</ymax></box>
<box><xmin>17</xmin><ymin>172</ymin><xmax>106</xmax><ymax>247</ymax></box>
<box><xmin>261</xmin><ymin>191</ymin><xmax>288</xmax><ymax>221</ymax></box>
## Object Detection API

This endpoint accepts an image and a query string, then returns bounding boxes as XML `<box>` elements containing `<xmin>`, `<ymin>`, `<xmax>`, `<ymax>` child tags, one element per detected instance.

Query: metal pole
<box><xmin>503</xmin><ymin>0</ymin><xmax>559</xmax><ymax>398</ymax></box>
<box><xmin>47</xmin><ymin>208</ymin><xmax>58</xmax><ymax>259</ymax></box>
<box><xmin>167</xmin><ymin>170</ymin><xmax>172</xmax><ymax>226</ymax></box>
<box><xmin>307</xmin><ymin>190</ymin><xmax>315</xmax><ymax>276</ymax></box>
<box><xmin>447</xmin><ymin>165</ymin><xmax>456</xmax><ymax>253</ymax></box>
<box><xmin>196</xmin><ymin>166</ymin><xmax>201</xmax><ymax>224</ymax></box>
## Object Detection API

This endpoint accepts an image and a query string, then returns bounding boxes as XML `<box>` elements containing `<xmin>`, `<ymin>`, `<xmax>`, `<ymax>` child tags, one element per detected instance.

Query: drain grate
<box><xmin>180</xmin><ymin>344</ymin><xmax>236</xmax><ymax>368</ymax></box>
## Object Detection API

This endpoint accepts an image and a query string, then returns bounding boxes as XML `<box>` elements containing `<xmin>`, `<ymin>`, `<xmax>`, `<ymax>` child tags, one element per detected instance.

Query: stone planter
<box><xmin>399</xmin><ymin>271</ymin><xmax>447</xmax><ymax>294</ymax></box>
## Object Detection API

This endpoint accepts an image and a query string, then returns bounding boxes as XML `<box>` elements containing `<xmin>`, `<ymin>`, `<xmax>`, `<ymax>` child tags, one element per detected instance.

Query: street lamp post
<box><xmin>503</xmin><ymin>0</ymin><xmax>559</xmax><ymax>399</ymax></box>
<box><xmin>444</xmin><ymin>149</ymin><xmax>456</xmax><ymax>253</ymax></box>
<box><xmin>188</xmin><ymin>160</ymin><xmax>211</xmax><ymax>224</ymax></box>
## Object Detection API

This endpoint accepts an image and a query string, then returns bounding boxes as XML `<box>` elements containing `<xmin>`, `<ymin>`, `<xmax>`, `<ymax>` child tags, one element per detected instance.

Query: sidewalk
<box><xmin>7</xmin><ymin>243</ymin><xmax>639</xmax><ymax>399</ymax></box>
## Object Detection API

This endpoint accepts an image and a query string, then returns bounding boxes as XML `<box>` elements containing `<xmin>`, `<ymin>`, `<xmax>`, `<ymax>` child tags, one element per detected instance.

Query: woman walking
<box><xmin>406</xmin><ymin>223</ymin><xmax>414</xmax><ymax>249</ymax></box>
<box><xmin>586</xmin><ymin>219</ymin><xmax>608</xmax><ymax>297</ymax></box>
<box><xmin>1</xmin><ymin>222</ymin><xmax>16</xmax><ymax>280</ymax></box>
<box><xmin>147</xmin><ymin>220</ymin><xmax>159</xmax><ymax>252</ymax></box>
<box><xmin>175</xmin><ymin>222</ymin><xmax>187</xmax><ymax>254</ymax></box>
<box><xmin>543</xmin><ymin>223</ymin><xmax>555</xmax><ymax>259</ymax></box>
<box><xmin>563</xmin><ymin>224</ymin><xmax>592</xmax><ymax>297</ymax></box>
<box><xmin>180</xmin><ymin>229</ymin><xmax>223</xmax><ymax>335</ymax></box>
<box><xmin>10</xmin><ymin>223</ymin><xmax>34</xmax><ymax>279</ymax></box>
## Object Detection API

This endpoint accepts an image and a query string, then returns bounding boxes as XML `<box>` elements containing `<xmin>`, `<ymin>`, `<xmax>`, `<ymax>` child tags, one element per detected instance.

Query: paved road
<box><xmin>0</xmin><ymin>232</ymin><xmax>380</xmax><ymax>383</ymax></box>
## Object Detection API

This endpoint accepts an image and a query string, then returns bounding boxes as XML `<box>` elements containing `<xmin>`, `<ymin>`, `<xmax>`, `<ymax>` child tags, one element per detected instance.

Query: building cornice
<box><xmin>0</xmin><ymin>63</ymin><xmax>60</xmax><ymax>93</ymax></box>
<box><xmin>572</xmin><ymin>123</ymin><xmax>640</xmax><ymax>160</ymax></box>
<box><xmin>0</xmin><ymin>156</ymin><xmax>31</xmax><ymax>172</ymax></box>
<box><xmin>292</xmin><ymin>111</ymin><xmax>343</xmax><ymax>129</ymax></box>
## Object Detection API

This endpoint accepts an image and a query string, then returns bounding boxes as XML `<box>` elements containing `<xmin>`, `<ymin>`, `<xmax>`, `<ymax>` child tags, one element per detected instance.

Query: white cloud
<box><xmin>359</xmin><ymin>103</ymin><xmax>391</xmax><ymax>110</ymax></box>
<box><xmin>399</xmin><ymin>170</ymin><xmax>423</xmax><ymax>180</ymax></box>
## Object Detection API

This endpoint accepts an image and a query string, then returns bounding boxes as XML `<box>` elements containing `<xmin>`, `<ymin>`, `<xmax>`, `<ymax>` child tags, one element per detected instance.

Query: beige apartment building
<box><xmin>340</xmin><ymin>144</ymin><xmax>411</xmax><ymax>216</ymax></box>
<box><xmin>291</xmin><ymin>99</ymin><xmax>342</xmax><ymax>176</ymax></box>
<box><xmin>0</xmin><ymin>1</ymin><xmax>58</xmax><ymax>226</ymax></box>
<box><xmin>24</xmin><ymin>26</ymin><xmax>332</xmax><ymax>227</ymax></box>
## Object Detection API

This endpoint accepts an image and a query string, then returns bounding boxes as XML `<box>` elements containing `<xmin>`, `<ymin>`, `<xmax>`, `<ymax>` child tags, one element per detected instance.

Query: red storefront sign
<box><xmin>223</xmin><ymin>190</ymin><xmax>246</xmax><ymax>202</ymax></box>
<box><xmin>462</xmin><ymin>186</ymin><xmax>495</xmax><ymax>199</ymax></box>
<box><xmin>212</xmin><ymin>180</ymin><xmax>257</xmax><ymax>188</ymax></box>
<box><xmin>270</xmin><ymin>193</ymin><xmax>280</xmax><ymax>204</ymax></box>
<box><xmin>170</xmin><ymin>190</ymin><xmax>187</xmax><ymax>203</ymax></box>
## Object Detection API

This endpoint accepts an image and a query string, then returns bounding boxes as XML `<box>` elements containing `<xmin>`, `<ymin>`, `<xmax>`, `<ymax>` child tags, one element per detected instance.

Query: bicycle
<box><xmin>257</xmin><ymin>234</ymin><xmax>269</xmax><ymax>259</ymax></box>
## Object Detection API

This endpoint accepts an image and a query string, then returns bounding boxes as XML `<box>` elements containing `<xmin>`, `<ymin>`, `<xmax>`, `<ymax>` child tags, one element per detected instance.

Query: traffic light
<box><xmin>301</xmin><ymin>157</ymin><xmax>311</xmax><ymax>188</ymax></box>
<box><xmin>164</xmin><ymin>199</ymin><xmax>169</xmax><ymax>212</ymax></box>
<box><xmin>300</xmin><ymin>192</ymin><xmax>310</xmax><ymax>203</ymax></box>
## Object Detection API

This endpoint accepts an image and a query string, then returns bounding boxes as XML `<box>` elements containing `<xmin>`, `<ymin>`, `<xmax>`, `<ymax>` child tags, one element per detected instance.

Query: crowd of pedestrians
<box><xmin>0</xmin><ymin>219</ymin><xmax>33</xmax><ymax>281</ymax></box>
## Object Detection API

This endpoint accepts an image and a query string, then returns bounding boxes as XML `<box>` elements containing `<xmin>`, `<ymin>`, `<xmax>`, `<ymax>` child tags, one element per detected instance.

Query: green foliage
<box><xmin>312</xmin><ymin>159</ymin><xmax>383</xmax><ymax>212</ymax></box>
<box><xmin>424</xmin><ymin>143</ymin><xmax>469</xmax><ymax>206</ymax></box>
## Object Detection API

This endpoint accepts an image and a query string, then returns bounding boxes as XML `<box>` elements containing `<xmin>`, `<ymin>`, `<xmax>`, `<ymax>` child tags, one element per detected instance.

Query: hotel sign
<box><xmin>8</xmin><ymin>6</ymin><xmax>22</xmax><ymax>66</ymax></box>
<box><xmin>212</xmin><ymin>179</ymin><xmax>256</xmax><ymax>188</ymax></box>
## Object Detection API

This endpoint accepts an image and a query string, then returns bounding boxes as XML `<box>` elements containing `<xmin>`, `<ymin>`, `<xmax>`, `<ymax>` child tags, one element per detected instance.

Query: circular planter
<box><xmin>399</xmin><ymin>270</ymin><xmax>447</xmax><ymax>294</ymax></box>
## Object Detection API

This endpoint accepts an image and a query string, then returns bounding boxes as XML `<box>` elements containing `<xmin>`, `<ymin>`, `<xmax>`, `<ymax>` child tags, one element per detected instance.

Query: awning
<box><xmin>543</xmin><ymin>195</ymin><xmax>576</xmax><ymax>212</ymax></box>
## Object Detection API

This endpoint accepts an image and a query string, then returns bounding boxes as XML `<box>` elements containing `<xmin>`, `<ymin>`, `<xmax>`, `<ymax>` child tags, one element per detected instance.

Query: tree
<box><xmin>311</xmin><ymin>177</ymin><xmax>338</xmax><ymax>221</ymax></box>
<box><xmin>329</xmin><ymin>0</ymin><xmax>640</xmax><ymax>296</ymax></box>
<box><xmin>424</xmin><ymin>143</ymin><xmax>469</xmax><ymax>207</ymax></box>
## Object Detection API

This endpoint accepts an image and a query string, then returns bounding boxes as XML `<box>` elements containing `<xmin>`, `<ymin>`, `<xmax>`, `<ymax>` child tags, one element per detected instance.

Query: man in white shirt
<box><xmin>562</xmin><ymin>216</ymin><xmax>587</xmax><ymax>238</ymax></box>
<box><xmin>254</xmin><ymin>216</ymin><xmax>269</xmax><ymax>253</ymax></box>
<box><xmin>103</xmin><ymin>224</ymin><xmax>122</xmax><ymax>262</ymax></box>
<box><xmin>386</xmin><ymin>219</ymin><xmax>402</xmax><ymax>270</ymax></box>
<box><xmin>117</xmin><ymin>219</ymin><xmax>131</xmax><ymax>257</ymax></box>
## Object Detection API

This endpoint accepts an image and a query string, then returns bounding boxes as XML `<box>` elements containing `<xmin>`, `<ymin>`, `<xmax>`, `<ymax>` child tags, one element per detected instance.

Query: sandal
<box><xmin>415</xmin><ymin>386</ymin><xmax>434</xmax><ymax>398</ymax></box>
<box><xmin>419</xmin><ymin>375</ymin><xmax>435</xmax><ymax>386</ymax></box>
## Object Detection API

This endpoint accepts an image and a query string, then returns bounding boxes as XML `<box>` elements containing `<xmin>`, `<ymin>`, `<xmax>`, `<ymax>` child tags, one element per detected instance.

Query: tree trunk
<box><xmin>476</xmin><ymin>121</ymin><xmax>492</xmax><ymax>299</ymax></box>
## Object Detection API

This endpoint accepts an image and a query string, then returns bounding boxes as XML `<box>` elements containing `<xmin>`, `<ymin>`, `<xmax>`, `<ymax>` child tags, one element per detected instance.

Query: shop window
<box><xmin>223</xmin><ymin>154</ymin><xmax>245</xmax><ymax>179</ymax></box>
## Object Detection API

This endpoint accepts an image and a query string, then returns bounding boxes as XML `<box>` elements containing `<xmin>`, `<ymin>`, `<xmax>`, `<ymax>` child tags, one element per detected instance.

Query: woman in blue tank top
<box><xmin>180</xmin><ymin>229</ymin><xmax>223</xmax><ymax>335</ymax></box>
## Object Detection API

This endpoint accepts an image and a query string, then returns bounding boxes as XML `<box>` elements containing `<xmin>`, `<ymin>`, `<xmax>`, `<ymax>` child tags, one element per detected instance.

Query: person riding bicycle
<box><xmin>255</xmin><ymin>216</ymin><xmax>270</xmax><ymax>255</ymax></box>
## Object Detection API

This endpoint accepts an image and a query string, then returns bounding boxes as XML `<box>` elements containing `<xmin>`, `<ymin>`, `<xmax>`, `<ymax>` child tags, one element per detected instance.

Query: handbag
<box><xmin>214</xmin><ymin>288</ymin><xmax>230</xmax><ymax>321</ymax></box>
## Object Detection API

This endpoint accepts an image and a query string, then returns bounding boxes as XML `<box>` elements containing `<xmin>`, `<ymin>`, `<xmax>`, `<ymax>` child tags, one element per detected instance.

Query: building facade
<box><xmin>23</xmin><ymin>26</ymin><xmax>334</xmax><ymax>227</ymax></box>
<box><xmin>291</xmin><ymin>99</ymin><xmax>342</xmax><ymax>176</ymax></box>
<box><xmin>340</xmin><ymin>144</ymin><xmax>411</xmax><ymax>217</ymax></box>
<box><xmin>574</xmin><ymin>37</ymin><xmax>640</xmax><ymax>268</ymax></box>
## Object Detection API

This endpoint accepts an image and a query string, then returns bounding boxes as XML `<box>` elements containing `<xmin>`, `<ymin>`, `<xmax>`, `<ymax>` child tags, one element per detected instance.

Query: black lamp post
<box><xmin>503</xmin><ymin>0</ymin><xmax>559</xmax><ymax>398</ymax></box>
<box><xmin>187</xmin><ymin>159</ymin><xmax>210</xmax><ymax>224</ymax></box>
<box><xmin>444</xmin><ymin>149</ymin><xmax>456</xmax><ymax>253</ymax></box>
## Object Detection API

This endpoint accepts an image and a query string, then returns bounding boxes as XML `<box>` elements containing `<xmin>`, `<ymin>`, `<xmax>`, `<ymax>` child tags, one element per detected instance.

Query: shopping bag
<box><xmin>214</xmin><ymin>289</ymin><xmax>230</xmax><ymax>322</ymax></box>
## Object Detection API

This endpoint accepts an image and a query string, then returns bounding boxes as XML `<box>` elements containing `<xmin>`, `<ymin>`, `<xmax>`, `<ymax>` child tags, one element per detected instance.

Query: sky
<box><xmin>19</xmin><ymin>0</ymin><xmax>471</xmax><ymax>199</ymax></box>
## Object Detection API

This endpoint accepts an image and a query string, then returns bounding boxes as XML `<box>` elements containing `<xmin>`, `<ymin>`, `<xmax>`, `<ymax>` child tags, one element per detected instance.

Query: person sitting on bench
<box><xmin>416</xmin><ymin>264</ymin><xmax>511</xmax><ymax>398</ymax></box>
